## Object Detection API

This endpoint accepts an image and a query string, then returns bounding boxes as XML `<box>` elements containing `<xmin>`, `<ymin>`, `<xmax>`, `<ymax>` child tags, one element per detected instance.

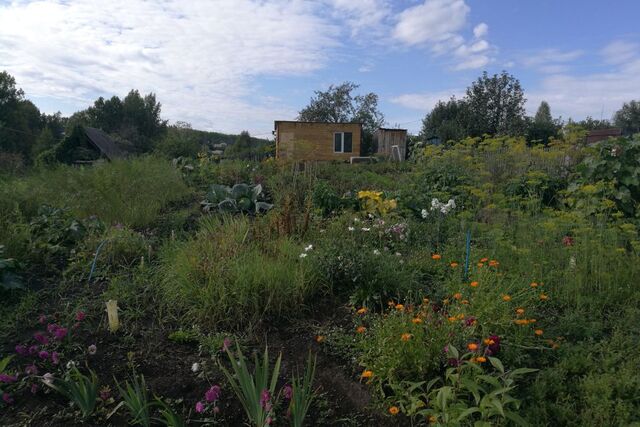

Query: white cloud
<box><xmin>326</xmin><ymin>0</ymin><xmax>391</xmax><ymax>37</ymax></box>
<box><xmin>601</xmin><ymin>40</ymin><xmax>639</xmax><ymax>64</ymax></box>
<box><xmin>0</xmin><ymin>0</ymin><xmax>341</xmax><ymax>133</ymax></box>
<box><xmin>393</xmin><ymin>0</ymin><xmax>469</xmax><ymax>45</ymax></box>
<box><xmin>521</xmin><ymin>48</ymin><xmax>583</xmax><ymax>73</ymax></box>
<box><xmin>473</xmin><ymin>23</ymin><xmax>488</xmax><ymax>38</ymax></box>
<box><xmin>390</xmin><ymin>90</ymin><xmax>465</xmax><ymax>111</ymax></box>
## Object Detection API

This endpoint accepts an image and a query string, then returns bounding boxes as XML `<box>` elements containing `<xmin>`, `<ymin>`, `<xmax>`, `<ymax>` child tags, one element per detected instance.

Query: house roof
<box><xmin>274</xmin><ymin>120</ymin><xmax>363</xmax><ymax>127</ymax></box>
<box><xmin>83</xmin><ymin>127</ymin><xmax>126</xmax><ymax>160</ymax></box>
<box><xmin>587</xmin><ymin>128</ymin><xmax>622</xmax><ymax>137</ymax></box>
<box><xmin>377</xmin><ymin>128</ymin><xmax>408</xmax><ymax>132</ymax></box>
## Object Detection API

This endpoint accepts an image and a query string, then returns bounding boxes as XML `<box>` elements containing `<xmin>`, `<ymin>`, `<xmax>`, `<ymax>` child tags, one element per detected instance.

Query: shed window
<box><xmin>333</xmin><ymin>132</ymin><xmax>353</xmax><ymax>153</ymax></box>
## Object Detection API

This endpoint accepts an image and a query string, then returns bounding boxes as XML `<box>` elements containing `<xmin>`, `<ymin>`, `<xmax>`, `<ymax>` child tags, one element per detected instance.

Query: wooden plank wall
<box><xmin>375</xmin><ymin>129</ymin><xmax>407</xmax><ymax>160</ymax></box>
<box><xmin>276</xmin><ymin>122</ymin><xmax>362</xmax><ymax>161</ymax></box>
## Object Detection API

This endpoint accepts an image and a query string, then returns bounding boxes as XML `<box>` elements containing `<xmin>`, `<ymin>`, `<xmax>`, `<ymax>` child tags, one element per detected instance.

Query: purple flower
<box><xmin>222</xmin><ymin>337</ymin><xmax>232</xmax><ymax>352</ymax></box>
<box><xmin>205</xmin><ymin>385</ymin><xmax>221</xmax><ymax>402</ymax></box>
<box><xmin>266</xmin><ymin>416</ymin><xmax>273</xmax><ymax>425</ymax></box>
<box><xmin>485</xmin><ymin>335</ymin><xmax>501</xmax><ymax>356</ymax></box>
<box><xmin>465</xmin><ymin>316</ymin><xmax>477</xmax><ymax>327</ymax></box>
<box><xmin>15</xmin><ymin>344</ymin><xmax>27</xmax><ymax>356</ymax></box>
<box><xmin>75</xmin><ymin>311</ymin><xmax>86</xmax><ymax>321</ymax></box>
<box><xmin>34</xmin><ymin>332</ymin><xmax>48</xmax><ymax>345</ymax></box>
<box><xmin>47</xmin><ymin>323</ymin><xmax>58</xmax><ymax>334</ymax></box>
<box><xmin>51</xmin><ymin>352</ymin><xmax>60</xmax><ymax>365</ymax></box>
<box><xmin>25</xmin><ymin>364</ymin><xmax>38</xmax><ymax>376</ymax></box>
<box><xmin>99</xmin><ymin>387</ymin><xmax>111</xmax><ymax>401</ymax></box>
<box><xmin>28</xmin><ymin>345</ymin><xmax>39</xmax><ymax>355</ymax></box>
<box><xmin>88</xmin><ymin>344</ymin><xmax>97</xmax><ymax>355</ymax></box>
<box><xmin>38</xmin><ymin>314</ymin><xmax>47</xmax><ymax>324</ymax></box>
<box><xmin>195</xmin><ymin>401</ymin><xmax>205</xmax><ymax>413</ymax></box>
<box><xmin>53</xmin><ymin>327</ymin><xmax>68</xmax><ymax>340</ymax></box>
<box><xmin>282</xmin><ymin>384</ymin><xmax>293</xmax><ymax>400</ymax></box>
<box><xmin>0</xmin><ymin>374</ymin><xmax>17</xmax><ymax>383</ymax></box>
<box><xmin>38</xmin><ymin>350</ymin><xmax>49</xmax><ymax>360</ymax></box>
<box><xmin>30</xmin><ymin>384</ymin><xmax>39</xmax><ymax>394</ymax></box>
<box><xmin>2</xmin><ymin>392</ymin><xmax>14</xmax><ymax>405</ymax></box>
<box><xmin>447</xmin><ymin>358</ymin><xmax>460</xmax><ymax>367</ymax></box>
<box><xmin>260</xmin><ymin>389</ymin><xmax>271</xmax><ymax>410</ymax></box>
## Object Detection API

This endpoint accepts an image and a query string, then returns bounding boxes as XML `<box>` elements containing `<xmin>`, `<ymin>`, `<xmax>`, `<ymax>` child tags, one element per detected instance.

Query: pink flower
<box><xmin>46</xmin><ymin>323</ymin><xmax>58</xmax><ymax>334</ymax></box>
<box><xmin>2</xmin><ymin>392</ymin><xmax>14</xmax><ymax>405</ymax></box>
<box><xmin>222</xmin><ymin>337</ymin><xmax>232</xmax><ymax>352</ymax></box>
<box><xmin>51</xmin><ymin>352</ymin><xmax>60</xmax><ymax>365</ymax></box>
<box><xmin>282</xmin><ymin>384</ymin><xmax>293</xmax><ymax>400</ymax></box>
<box><xmin>88</xmin><ymin>344</ymin><xmax>97</xmax><ymax>355</ymax></box>
<box><xmin>38</xmin><ymin>350</ymin><xmax>49</xmax><ymax>360</ymax></box>
<box><xmin>15</xmin><ymin>344</ymin><xmax>27</xmax><ymax>356</ymax></box>
<box><xmin>195</xmin><ymin>401</ymin><xmax>205</xmax><ymax>413</ymax></box>
<box><xmin>30</xmin><ymin>384</ymin><xmax>39</xmax><ymax>394</ymax></box>
<box><xmin>28</xmin><ymin>345</ymin><xmax>39</xmax><ymax>355</ymax></box>
<box><xmin>38</xmin><ymin>314</ymin><xmax>47</xmax><ymax>324</ymax></box>
<box><xmin>25</xmin><ymin>364</ymin><xmax>38</xmax><ymax>375</ymax></box>
<box><xmin>260</xmin><ymin>389</ymin><xmax>271</xmax><ymax>410</ymax></box>
<box><xmin>266</xmin><ymin>416</ymin><xmax>273</xmax><ymax>425</ymax></box>
<box><xmin>34</xmin><ymin>332</ymin><xmax>49</xmax><ymax>345</ymax></box>
<box><xmin>0</xmin><ymin>374</ymin><xmax>17</xmax><ymax>383</ymax></box>
<box><xmin>53</xmin><ymin>327</ymin><xmax>68</xmax><ymax>340</ymax></box>
<box><xmin>75</xmin><ymin>311</ymin><xmax>86</xmax><ymax>321</ymax></box>
<box><xmin>205</xmin><ymin>385</ymin><xmax>221</xmax><ymax>402</ymax></box>
<box><xmin>562</xmin><ymin>236</ymin><xmax>574</xmax><ymax>247</ymax></box>
<box><xmin>213</xmin><ymin>406</ymin><xmax>220</xmax><ymax>414</ymax></box>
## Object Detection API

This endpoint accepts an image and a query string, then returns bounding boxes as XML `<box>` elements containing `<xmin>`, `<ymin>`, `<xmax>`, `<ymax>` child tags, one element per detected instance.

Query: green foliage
<box><xmin>613</xmin><ymin>99</ymin><xmax>640</xmax><ymax>135</ymax></box>
<box><xmin>289</xmin><ymin>353</ymin><xmax>317</xmax><ymax>427</ymax></box>
<box><xmin>311</xmin><ymin>180</ymin><xmax>350</xmax><ymax>217</ymax></box>
<box><xmin>154</xmin><ymin>398</ymin><xmax>186</xmax><ymax>427</ymax></box>
<box><xmin>420</xmin><ymin>96</ymin><xmax>469</xmax><ymax>144</ymax></box>
<box><xmin>155</xmin><ymin>123</ymin><xmax>202</xmax><ymax>158</ymax></box>
<box><xmin>202</xmin><ymin>183</ymin><xmax>273</xmax><ymax>214</ymax></box>
<box><xmin>46</xmin><ymin>367</ymin><xmax>99</xmax><ymax>419</ymax></box>
<box><xmin>224</xmin><ymin>130</ymin><xmax>272</xmax><ymax>160</ymax></box>
<box><xmin>0</xmin><ymin>245</ymin><xmax>22</xmax><ymax>290</ymax></box>
<box><xmin>220</xmin><ymin>344</ymin><xmax>282</xmax><ymax>427</ymax></box>
<box><xmin>116</xmin><ymin>372</ymin><xmax>153</xmax><ymax>427</ymax></box>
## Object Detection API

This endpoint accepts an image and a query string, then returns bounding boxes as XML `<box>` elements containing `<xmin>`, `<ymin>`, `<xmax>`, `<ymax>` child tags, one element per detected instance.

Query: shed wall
<box><xmin>276</xmin><ymin>122</ymin><xmax>362</xmax><ymax>161</ymax></box>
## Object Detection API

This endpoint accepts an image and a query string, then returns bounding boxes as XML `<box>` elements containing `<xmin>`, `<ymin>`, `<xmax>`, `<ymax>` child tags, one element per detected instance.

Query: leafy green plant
<box><xmin>154</xmin><ymin>398</ymin><xmax>186</xmax><ymax>427</ymax></box>
<box><xmin>45</xmin><ymin>367</ymin><xmax>99</xmax><ymax>419</ymax></box>
<box><xmin>116</xmin><ymin>372</ymin><xmax>153</xmax><ymax>427</ymax></box>
<box><xmin>0</xmin><ymin>245</ymin><xmax>22</xmax><ymax>290</ymax></box>
<box><xmin>220</xmin><ymin>344</ymin><xmax>282</xmax><ymax>427</ymax></box>
<box><xmin>201</xmin><ymin>183</ymin><xmax>273</xmax><ymax>214</ymax></box>
<box><xmin>289</xmin><ymin>353</ymin><xmax>317</xmax><ymax>427</ymax></box>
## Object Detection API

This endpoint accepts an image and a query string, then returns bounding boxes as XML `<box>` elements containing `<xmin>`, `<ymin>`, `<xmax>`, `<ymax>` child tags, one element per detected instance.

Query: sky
<box><xmin>1</xmin><ymin>0</ymin><xmax>640</xmax><ymax>136</ymax></box>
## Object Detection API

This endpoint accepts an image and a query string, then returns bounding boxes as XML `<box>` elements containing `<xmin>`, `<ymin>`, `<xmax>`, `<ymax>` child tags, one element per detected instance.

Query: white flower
<box><xmin>42</xmin><ymin>373</ymin><xmax>54</xmax><ymax>386</ymax></box>
<box><xmin>348</xmin><ymin>226</ymin><xmax>355</xmax><ymax>232</ymax></box>
<box><xmin>421</xmin><ymin>209</ymin><xmax>428</xmax><ymax>219</ymax></box>
<box><xmin>299</xmin><ymin>253</ymin><xmax>307</xmax><ymax>259</ymax></box>
<box><xmin>191</xmin><ymin>362</ymin><xmax>200</xmax><ymax>373</ymax></box>
<box><xmin>353</xmin><ymin>217</ymin><xmax>360</xmax><ymax>222</ymax></box>
<box><xmin>65</xmin><ymin>361</ymin><xmax>76</xmax><ymax>370</ymax></box>
<box><xmin>373</xmin><ymin>249</ymin><xmax>380</xmax><ymax>255</ymax></box>
<box><xmin>87</xmin><ymin>344</ymin><xmax>97</xmax><ymax>355</ymax></box>
<box><xmin>304</xmin><ymin>244</ymin><xmax>313</xmax><ymax>252</ymax></box>
<box><xmin>361</xmin><ymin>227</ymin><xmax>370</xmax><ymax>232</ymax></box>
<box><xmin>395</xmin><ymin>252</ymin><xmax>402</xmax><ymax>257</ymax></box>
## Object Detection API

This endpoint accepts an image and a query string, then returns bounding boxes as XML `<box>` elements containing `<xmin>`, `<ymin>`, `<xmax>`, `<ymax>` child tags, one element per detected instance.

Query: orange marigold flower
<box><xmin>450</xmin><ymin>262</ymin><xmax>459</xmax><ymax>268</ymax></box>
<box><xmin>448</xmin><ymin>316</ymin><xmax>457</xmax><ymax>322</ymax></box>
<box><xmin>514</xmin><ymin>319</ymin><xmax>529</xmax><ymax>325</ymax></box>
<box><xmin>535</xmin><ymin>329</ymin><xmax>544</xmax><ymax>336</ymax></box>
<box><xmin>395</xmin><ymin>304</ymin><xmax>405</xmax><ymax>311</ymax></box>
<box><xmin>461</xmin><ymin>299</ymin><xmax>469</xmax><ymax>305</ymax></box>
<box><xmin>489</xmin><ymin>260</ymin><xmax>499</xmax><ymax>267</ymax></box>
<box><xmin>411</xmin><ymin>317</ymin><xmax>423</xmax><ymax>324</ymax></box>
<box><xmin>480</xmin><ymin>257</ymin><xmax>489</xmax><ymax>263</ymax></box>
<box><xmin>315</xmin><ymin>335</ymin><xmax>325</xmax><ymax>343</ymax></box>
<box><xmin>388</xmin><ymin>406</ymin><xmax>399</xmax><ymax>415</ymax></box>
<box><xmin>401</xmin><ymin>333</ymin><xmax>412</xmax><ymax>342</ymax></box>
<box><xmin>477</xmin><ymin>262</ymin><xmax>484</xmax><ymax>268</ymax></box>
<box><xmin>456</xmin><ymin>313</ymin><xmax>465</xmax><ymax>320</ymax></box>
<box><xmin>470</xmin><ymin>281</ymin><xmax>479</xmax><ymax>288</ymax></box>
<box><xmin>361</xmin><ymin>370</ymin><xmax>373</xmax><ymax>378</ymax></box>
<box><xmin>483</xmin><ymin>338</ymin><xmax>495</xmax><ymax>345</ymax></box>
<box><xmin>356</xmin><ymin>307</ymin><xmax>367</xmax><ymax>315</ymax></box>
<box><xmin>431</xmin><ymin>254</ymin><xmax>442</xmax><ymax>260</ymax></box>
<box><xmin>475</xmin><ymin>356</ymin><xmax>487</xmax><ymax>363</ymax></box>
<box><xmin>453</xmin><ymin>292</ymin><xmax>462</xmax><ymax>300</ymax></box>
<box><xmin>467</xmin><ymin>342</ymin><xmax>478</xmax><ymax>351</ymax></box>
<box><xmin>539</xmin><ymin>293</ymin><xmax>549</xmax><ymax>301</ymax></box>
<box><xmin>530</xmin><ymin>282</ymin><xmax>538</xmax><ymax>288</ymax></box>
<box><xmin>356</xmin><ymin>326</ymin><xmax>366</xmax><ymax>334</ymax></box>
<box><xmin>516</xmin><ymin>308</ymin><xmax>525</xmax><ymax>315</ymax></box>
<box><xmin>529</xmin><ymin>318</ymin><xmax>537</xmax><ymax>323</ymax></box>
<box><xmin>502</xmin><ymin>294</ymin><xmax>511</xmax><ymax>302</ymax></box>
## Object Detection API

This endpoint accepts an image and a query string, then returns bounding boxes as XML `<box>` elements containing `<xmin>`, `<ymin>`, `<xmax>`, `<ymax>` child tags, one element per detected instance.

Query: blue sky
<box><xmin>1</xmin><ymin>0</ymin><xmax>639</xmax><ymax>136</ymax></box>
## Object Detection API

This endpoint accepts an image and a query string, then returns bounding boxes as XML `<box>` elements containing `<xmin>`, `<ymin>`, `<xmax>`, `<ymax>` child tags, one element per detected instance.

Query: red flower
<box><xmin>562</xmin><ymin>236</ymin><xmax>574</xmax><ymax>247</ymax></box>
<box><xmin>75</xmin><ymin>311</ymin><xmax>86</xmax><ymax>321</ymax></box>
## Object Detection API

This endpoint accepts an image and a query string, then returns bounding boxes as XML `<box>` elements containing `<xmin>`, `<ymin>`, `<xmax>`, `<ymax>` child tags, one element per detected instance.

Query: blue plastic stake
<box><xmin>88</xmin><ymin>240</ymin><xmax>108</xmax><ymax>284</ymax></box>
<box><xmin>463</xmin><ymin>230</ymin><xmax>471</xmax><ymax>281</ymax></box>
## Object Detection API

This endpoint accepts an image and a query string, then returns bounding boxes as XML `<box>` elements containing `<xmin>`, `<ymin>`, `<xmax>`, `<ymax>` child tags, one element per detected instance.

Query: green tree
<box><xmin>527</xmin><ymin>101</ymin><xmax>559</xmax><ymax>145</ymax></box>
<box><xmin>0</xmin><ymin>71</ymin><xmax>42</xmax><ymax>160</ymax></box>
<box><xmin>466</xmin><ymin>71</ymin><xmax>527</xmax><ymax>137</ymax></box>
<box><xmin>156</xmin><ymin>122</ymin><xmax>201</xmax><ymax>158</ymax></box>
<box><xmin>570</xmin><ymin>116</ymin><xmax>612</xmax><ymax>131</ymax></box>
<box><xmin>298</xmin><ymin>82</ymin><xmax>385</xmax><ymax>155</ymax></box>
<box><xmin>419</xmin><ymin>97</ymin><xmax>469</xmax><ymax>144</ymax></box>
<box><xmin>613</xmin><ymin>100</ymin><xmax>640</xmax><ymax>135</ymax></box>
<box><xmin>225</xmin><ymin>130</ymin><xmax>256</xmax><ymax>160</ymax></box>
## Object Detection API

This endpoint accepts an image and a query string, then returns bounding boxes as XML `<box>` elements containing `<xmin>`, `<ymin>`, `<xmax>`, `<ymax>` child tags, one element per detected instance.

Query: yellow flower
<box><xmin>461</xmin><ymin>299</ymin><xmax>469</xmax><ymax>305</ymax></box>
<box><xmin>450</xmin><ymin>262</ymin><xmax>459</xmax><ymax>268</ymax></box>
<box><xmin>395</xmin><ymin>304</ymin><xmax>405</xmax><ymax>311</ymax></box>
<box><xmin>315</xmin><ymin>335</ymin><xmax>325</xmax><ymax>343</ymax></box>
<box><xmin>361</xmin><ymin>370</ymin><xmax>373</xmax><ymax>378</ymax></box>
<box><xmin>502</xmin><ymin>295</ymin><xmax>511</xmax><ymax>302</ymax></box>
<box><xmin>539</xmin><ymin>293</ymin><xmax>549</xmax><ymax>301</ymax></box>
<box><xmin>431</xmin><ymin>254</ymin><xmax>442</xmax><ymax>260</ymax></box>
<box><xmin>467</xmin><ymin>342</ymin><xmax>478</xmax><ymax>351</ymax></box>
<box><xmin>428</xmin><ymin>415</ymin><xmax>437</xmax><ymax>424</ymax></box>
<box><xmin>356</xmin><ymin>326</ymin><xmax>366</xmax><ymax>334</ymax></box>
<box><xmin>535</xmin><ymin>329</ymin><xmax>544</xmax><ymax>336</ymax></box>
<box><xmin>489</xmin><ymin>260</ymin><xmax>499</xmax><ymax>267</ymax></box>
<box><xmin>483</xmin><ymin>338</ymin><xmax>495</xmax><ymax>345</ymax></box>
<box><xmin>447</xmin><ymin>316</ymin><xmax>457</xmax><ymax>322</ymax></box>
<box><xmin>470</xmin><ymin>281</ymin><xmax>479</xmax><ymax>288</ymax></box>
<box><xmin>401</xmin><ymin>333</ymin><xmax>412</xmax><ymax>342</ymax></box>
<box><xmin>356</xmin><ymin>307</ymin><xmax>368</xmax><ymax>315</ymax></box>
<box><xmin>411</xmin><ymin>317</ymin><xmax>423</xmax><ymax>324</ymax></box>
<box><xmin>443</xmin><ymin>298</ymin><xmax>450</xmax><ymax>305</ymax></box>
<box><xmin>475</xmin><ymin>356</ymin><xmax>487</xmax><ymax>363</ymax></box>
<box><xmin>516</xmin><ymin>308</ymin><xmax>525</xmax><ymax>315</ymax></box>
<box><xmin>477</xmin><ymin>262</ymin><xmax>484</xmax><ymax>268</ymax></box>
<box><xmin>530</xmin><ymin>282</ymin><xmax>538</xmax><ymax>288</ymax></box>
<box><xmin>453</xmin><ymin>292</ymin><xmax>462</xmax><ymax>300</ymax></box>
<box><xmin>422</xmin><ymin>297</ymin><xmax>430</xmax><ymax>304</ymax></box>
<box><xmin>456</xmin><ymin>313</ymin><xmax>465</xmax><ymax>320</ymax></box>
<box><xmin>388</xmin><ymin>406</ymin><xmax>399</xmax><ymax>415</ymax></box>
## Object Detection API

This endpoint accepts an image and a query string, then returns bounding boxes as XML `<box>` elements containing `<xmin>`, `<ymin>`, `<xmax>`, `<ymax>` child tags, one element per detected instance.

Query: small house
<box><xmin>274</xmin><ymin>121</ymin><xmax>362</xmax><ymax>161</ymax></box>
<box><xmin>374</xmin><ymin>128</ymin><xmax>408</xmax><ymax>161</ymax></box>
<box><xmin>585</xmin><ymin>128</ymin><xmax>622</xmax><ymax>144</ymax></box>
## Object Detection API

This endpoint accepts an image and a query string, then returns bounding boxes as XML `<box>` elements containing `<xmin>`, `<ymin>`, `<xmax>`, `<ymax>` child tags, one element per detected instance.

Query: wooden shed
<box><xmin>585</xmin><ymin>128</ymin><xmax>622</xmax><ymax>145</ymax></box>
<box><xmin>274</xmin><ymin>121</ymin><xmax>362</xmax><ymax>161</ymax></box>
<box><xmin>374</xmin><ymin>128</ymin><xmax>407</xmax><ymax>161</ymax></box>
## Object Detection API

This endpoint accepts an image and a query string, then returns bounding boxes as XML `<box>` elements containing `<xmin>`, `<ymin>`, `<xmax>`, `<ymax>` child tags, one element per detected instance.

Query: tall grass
<box><xmin>156</xmin><ymin>215</ymin><xmax>318</xmax><ymax>328</ymax></box>
<box><xmin>0</xmin><ymin>156</ymin><xmax>191</xmax><ymax>228</ymax></box>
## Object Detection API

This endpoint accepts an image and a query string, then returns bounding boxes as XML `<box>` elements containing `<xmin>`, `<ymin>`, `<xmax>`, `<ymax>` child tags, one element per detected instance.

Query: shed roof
<box><xmin>377</xmin><ymin>127</ymin><xmax>408</xmax><ymax>132</ymax></box>
<box><xmin>274</xmin><ymin>120</ymin><xmax>363</xmax><ymax>126</ymax></box>
<box><xmin>586</xmin><ymin>128</ymin><xmax>622</xmax><ymax>137</ymax></box>
<box><xmin>83</xmin><ymin>127</ymin><xmax>126</xmax><ymax>160</ymax></box>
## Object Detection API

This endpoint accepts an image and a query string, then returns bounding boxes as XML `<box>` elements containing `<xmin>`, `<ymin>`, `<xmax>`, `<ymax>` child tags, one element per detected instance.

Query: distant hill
<box><xmin>186</xmin><ymin>128</ymin><xmax>272</xmax><ymax>148</ymax></box>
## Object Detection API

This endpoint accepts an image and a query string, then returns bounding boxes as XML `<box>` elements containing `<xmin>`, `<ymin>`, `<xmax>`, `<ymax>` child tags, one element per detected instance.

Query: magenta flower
<box><xmin>15</xmin><ymin>344</ymin><xmax>27</xmax><ymax>356</ymax></box>
<box><xmin>195</xmin><ymin>401</ymin><xmax>205</xmax><ymax>413</ymax></box>
<box><xmin>447</xmin><ymin>358</ymin><xmax>461</xmax><ymax>367</ymax></box>
<box><xmin>0</xmin><ymin>374</ymin><xmax>17</xmax><ymax>383</ymax></box>
<box><xmin>30</xmin><ymin>384</ymin><xmax>39</xmax><ymax>394</ymax></box>
<box><xmin>260</xmin><ymin>389</ymin><xmax>271</xmax><ymax>410</ymax></box>
<box><xmin>53</xmin><ymin>327</ymin><xmax>68</xmax><ymax>340</ymax></box>
<box><xmin>25</xmin><ymin>364</ymin><xmax>38</xmax><ymax>375</ymax></box>
<box><xmin>222</xmin><ymin>337</ymin><xmax>232</xmax><ymax>352</ymax></box>
<box><xmin>282</xmin><ymin>384</ymin><xmax>293</xmax><ymax>400</ymax></box>
<box><xmin>2</xmin><ymin>392</ymin><xmax>14</xmax><ymax>405</ymax></box>
<box><xmin>75</xmin><ymin>311</ymin><xmax>86</xmax><ymax>321</ymax></box>
<box><xmin>28</xmin><ymin>345</ymin><xmax>39</xmax><ymax>355</ymax></box>
<box><xmin>46</xmin><ymin>323</ymin><xmax>58</xmax><ymax>334</ymax></box>
<box><xmin>205</xmin><ymin>385</ymin><xmax>221</xmax><ymax>402</ymax></box>
<box><xmin>562</xmin><ymin>235</ymin><xmax>574</xmax><ymax>247</ymax></box>
<box><xmin>34</xmin><ymin>332</ymin><xmax>48</xmax><ymax>345</ymax></box>
<box><xmin>464</xmin><ymin>316</ymin><xmax>477</xmax><ymax>327</ymax></box>
<box><xmin>38</xmin><ymin>350</ymin><xmax>49</xmax><ymax>360</ymax></box>
<box><xmin>51</xmin><ymin>352</ymin><xmax>60</xmax><ymax>365</ymax></box>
